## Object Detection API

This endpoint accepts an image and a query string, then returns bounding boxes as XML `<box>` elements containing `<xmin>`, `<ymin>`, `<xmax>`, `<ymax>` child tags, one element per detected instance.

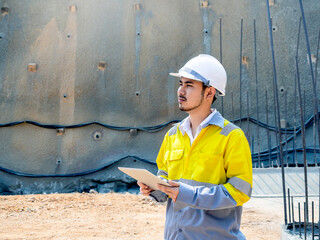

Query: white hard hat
<box><xmin>170</xmin><ymin>54</ymin><xmax>227</xmax><ymax>96</ymax></box>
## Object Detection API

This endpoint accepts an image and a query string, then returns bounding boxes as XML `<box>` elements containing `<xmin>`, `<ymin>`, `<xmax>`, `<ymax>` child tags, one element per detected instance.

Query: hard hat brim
<box><xmin>169</xmin><ymin>72</ymin><xmax>203</xmax><ymax>83</ymax></box>
<box><xmin>169</xmin><ymin>72</ymin><xmax>225</xmax><ymax>96</ymax></box>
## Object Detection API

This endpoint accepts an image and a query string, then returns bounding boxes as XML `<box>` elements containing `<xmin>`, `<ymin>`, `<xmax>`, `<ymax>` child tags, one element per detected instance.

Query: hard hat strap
<box><xmin>180</xmin><ymin>67</ymin><xmax>210</xmax><ymax>86</ymax></box>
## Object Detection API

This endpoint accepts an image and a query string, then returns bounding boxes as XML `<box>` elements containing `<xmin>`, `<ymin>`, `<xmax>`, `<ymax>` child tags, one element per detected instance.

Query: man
<box><xmin>138</xmin><ymin>54</ymin><xmax>252</xmax><ymax>239</ymax></box>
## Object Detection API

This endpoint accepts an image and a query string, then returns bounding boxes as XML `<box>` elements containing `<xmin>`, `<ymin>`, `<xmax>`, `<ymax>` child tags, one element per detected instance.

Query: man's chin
<box><xmin>178</xmin><ymin>106</ymin><xmax>188</xmax><ymax>112</ymax></box>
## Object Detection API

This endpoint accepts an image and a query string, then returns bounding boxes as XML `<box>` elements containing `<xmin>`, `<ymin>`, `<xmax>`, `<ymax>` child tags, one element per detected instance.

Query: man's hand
<box><xmin>157</xmin><ymin>180</ymin><xmax>180</xmax><ymax>202</ymax></box>
<box><xmin>137</xmin><ymin>181</ymin><xmax>154</xmax><ymax>196</ymax></box>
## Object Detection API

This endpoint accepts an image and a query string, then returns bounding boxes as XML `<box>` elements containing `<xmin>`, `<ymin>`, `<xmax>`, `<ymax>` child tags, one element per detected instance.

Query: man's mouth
<box><xmin>178</xmin><ymin>96</ymin><xmax>187</xmax><ymax>103</ymax></box>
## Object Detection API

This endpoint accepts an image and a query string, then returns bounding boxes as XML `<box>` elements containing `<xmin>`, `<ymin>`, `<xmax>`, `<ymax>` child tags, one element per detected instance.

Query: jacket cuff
<box><xmin>176</xmin><ymin>182</ymin><xmax>193</xmax><ymax>204</ymax></box>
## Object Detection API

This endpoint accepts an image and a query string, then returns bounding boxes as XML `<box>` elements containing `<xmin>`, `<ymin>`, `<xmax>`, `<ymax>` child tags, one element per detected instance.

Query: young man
<box><xmin>138</xmin><ymin>54</ymin><xmax>252</xmax><ymax>239</ymax></box>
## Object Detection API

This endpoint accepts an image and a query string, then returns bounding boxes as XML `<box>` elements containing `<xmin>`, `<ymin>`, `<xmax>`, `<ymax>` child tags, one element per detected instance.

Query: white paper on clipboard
<box><xmin>118</xmin><ymin>167</ymin><xmax>170</xmax><ymax>190</ymax></box>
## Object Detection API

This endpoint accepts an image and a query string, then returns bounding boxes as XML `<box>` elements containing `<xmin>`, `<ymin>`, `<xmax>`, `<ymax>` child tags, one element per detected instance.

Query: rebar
<box><xmin>266</xmin><ymin>91</ymin><xmax>272</xmax><ymax>167</ymax></box>
<box><xmin>285</xmin><ymin>91</ymin><xmax>288</xmax><ymax>166</ymax></box>
<box><xmin>295</xmin><ymin>56</ymin><xmax>309</xmax><ymax>222</ymax></box>
<box><xmin>314</xmin><ymin>30</ymin><xmax>320</xmax><ymax>166</ymax></box>
<box><xmin>292</xmin><ymin>196</ymin><xmax>295</xmax><ymax>232</ymax></box>
<box><xmin>274</xmin><ymin>91</ymin><xmax>280</xmax><ymax>167</ymax></box>
<box><xmin>305</xmin><ymin>202</ymin><xmax>307</xmax><ymax>240</ymax></box>
<box><xmin>299</xmin><ymin>202</ymin><xmax>302</xmax><ymax>238</ymax></box>
<box><xmin>298</xmin><ymin>0</ymin><xmax>320</xmax><ymax>154</ymax></box>
<box><xmin>312</xmin><ymin>201</ymin><xmax>314</xmax><ymax>240</ymax></box>
<box><xmin>266</xmin><ymin>0</ymin><xmax>287</xmax><ymax>224</ymax></box>
<box><xmin>266</xmin><ymin>91</ymin><xmax>271</xmax><ymax>166</ymax></box>
<box><xmin>293</xmin><ymin>17</ymin><xmax>302</xmax><ymax>167</ymax></box>
<box><xmin>288</xmin><ymin>188</ymin><xmax>291</xmax><ymax>223</ymax></box>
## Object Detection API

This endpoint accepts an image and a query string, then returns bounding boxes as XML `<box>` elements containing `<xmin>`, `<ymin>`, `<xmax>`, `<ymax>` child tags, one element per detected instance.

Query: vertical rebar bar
<box><xmin>266</xmin><ymin>0</ymin><xmax>287</xmax><ymax>224</ymax></box>
<box><xmin>298</xmin><ymin>0</ymin><xmax>320</xmax><ymax>154</ymax></box>
<box><xmin>304</xmin><ymin>90</ymin><xmax>306</xmax><ymax>124</ymax></box>
<box><xmin>254</xmin><ymin>19</ymin><xmax>261</xmax><ymax>167</ymax></box>
<box><xmin>288</xmin><ymin>188</ymin><xmax>291</xmax><ymax>223</ymax></box>
<box><xmin>299</xmin><ymin>202</ymin><xmax>302</xmax><ymax>238</ymax></box>
<box><xmin>266</xmin><ymin>91</ymin><xmax>271</xmax><ymax>167</ymax></box>
<box><xmin>293</xmin><ymin>17</ymin><xmax>302</xmax><ymax>167</ymax></box>
<box><xmin>312</xmin><ymin>201</ymin><xmax>314</xmax><ymax>240</ymax></box>
<box><xmin>305</xmin><ymin>202</ymin><xmax>307</xmax><ymax>240</ymax></box>
<box><xmin>285</xmin><ymin>91</ymin><xmax>288</xmax><ymax>166</ymax></box>
<box><xmin>274</xmin><ymin>92</ymin><xmax>279</xmax><ymax>167</ymax></box>
<box><xmin>239</xmin><ymin>18</ymin><xmax>243</xmax><ymax>127</ymax></box>
<box><xmin>292</xmin><ymin>196</ymin><xmax>295</xmax><ymax>232</ymax></box>
<box><xmin>296</xmin><ymin>56</ymin><xmax>309</xmax><ymax>223</ymax></box>
<box><xmin>314</xmin><ymin>30</ymin><xmax>320</xmax><ymax>166</ymax></box>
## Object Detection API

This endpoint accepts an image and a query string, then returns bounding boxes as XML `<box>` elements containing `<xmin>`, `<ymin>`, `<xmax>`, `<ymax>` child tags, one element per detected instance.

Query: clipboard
<box><xmin>118</xmin><ymin>167</ymin><xmax>170</xmax><ymax>190</ymax></box>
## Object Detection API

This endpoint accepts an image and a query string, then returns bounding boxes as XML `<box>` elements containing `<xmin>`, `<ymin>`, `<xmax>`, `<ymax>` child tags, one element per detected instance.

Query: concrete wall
<box><xmin>0</xmin><ymin>0</ymin><xmax>319</xmax><ymax>194</ymax></box>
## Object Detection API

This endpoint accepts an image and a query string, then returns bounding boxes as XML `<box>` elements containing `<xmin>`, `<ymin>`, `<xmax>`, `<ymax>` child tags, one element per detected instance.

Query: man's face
<box><xmin>177</xmin><ymin>77</ymin><xmax>205</xmax><ymax>112</ymax></box>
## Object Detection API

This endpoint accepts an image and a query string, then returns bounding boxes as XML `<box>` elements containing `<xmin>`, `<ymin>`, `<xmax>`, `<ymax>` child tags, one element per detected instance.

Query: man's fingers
<box><xmin>157</xmin><ymin>183</ymin><xmax>179</xmax><ymax>202</ymax></box>
<box><xmin>168</xmin><ymin>180</ymin><xmax>180</xmax><ymax>187</ymax></box>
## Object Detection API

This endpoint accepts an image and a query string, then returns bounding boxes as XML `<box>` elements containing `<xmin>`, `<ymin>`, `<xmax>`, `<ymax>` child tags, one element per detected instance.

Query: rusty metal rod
<box><xmin>296</xmin><ymin>56</ymin><xmax>309</xmax><ymax>223</ymax></box>
<box><xmin>266</xmin><ymin>0</ymin><xmax>287</xmax><ymax>224</ymax></box>
<box><xmin>254</xmin><ymin>19</ymin><xmax>261</xmax><ymax>166</ymax></box>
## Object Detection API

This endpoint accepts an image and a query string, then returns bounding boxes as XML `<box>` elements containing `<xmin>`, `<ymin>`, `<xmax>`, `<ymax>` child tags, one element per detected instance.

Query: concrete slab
<box><xmin>252</xmin><ymin>167</ymin><xmax>320</xmax><ymax>197</ymax></box>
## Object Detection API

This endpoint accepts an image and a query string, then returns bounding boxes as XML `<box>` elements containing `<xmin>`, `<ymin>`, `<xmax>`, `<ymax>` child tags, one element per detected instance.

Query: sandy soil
<box><xmin>0</xmin><ymin>192</ymin><xmax>284</xmax><ymax>240</ymax></box>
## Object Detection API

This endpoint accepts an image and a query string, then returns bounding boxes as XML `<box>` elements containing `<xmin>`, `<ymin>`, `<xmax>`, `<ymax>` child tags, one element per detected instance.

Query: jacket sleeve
<box><xmin>176</xmin><ymin>129</ymin><xmax>252</xmax><ymax>210</ymax></box>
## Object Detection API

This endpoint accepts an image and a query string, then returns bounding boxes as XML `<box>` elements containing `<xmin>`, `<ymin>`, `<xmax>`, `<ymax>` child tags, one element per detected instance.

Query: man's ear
<box><xmin>206</xmin><ymin>87</ymin><xmax>216</xmax><ymax>100</ymax></box>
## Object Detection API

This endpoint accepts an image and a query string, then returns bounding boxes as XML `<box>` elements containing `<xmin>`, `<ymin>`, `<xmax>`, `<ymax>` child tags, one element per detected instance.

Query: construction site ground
<box><xmin>0</xmin><ymin>192</ymin><xmax>284</xmax><ymax>240</ymax></box>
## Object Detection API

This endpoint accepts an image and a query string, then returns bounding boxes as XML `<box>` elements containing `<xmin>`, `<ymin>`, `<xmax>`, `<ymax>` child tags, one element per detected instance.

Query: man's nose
<box><xmin>178</xmin><ymin>86</ymin><xmax>185</xmax><ymax>95</ymax></box>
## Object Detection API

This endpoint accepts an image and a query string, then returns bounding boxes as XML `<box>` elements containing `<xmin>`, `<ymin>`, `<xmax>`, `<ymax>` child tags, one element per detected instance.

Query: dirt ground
<box><xmin>0</xmin><ymin>192</ymin><xmax>284</xmax><ymax>240</ymax></box>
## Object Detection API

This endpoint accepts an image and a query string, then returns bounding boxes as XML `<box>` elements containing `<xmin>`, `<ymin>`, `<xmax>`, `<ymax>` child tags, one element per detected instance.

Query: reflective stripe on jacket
<box><xmin>154</xmin><ymin>116</ymin><xmax>252</xmax><ymax>240</ymax></box>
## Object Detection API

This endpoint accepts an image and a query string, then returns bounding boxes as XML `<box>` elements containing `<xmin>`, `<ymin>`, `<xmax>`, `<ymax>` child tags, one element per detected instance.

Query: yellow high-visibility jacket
<box><xmin>150</xmin><ymin>112</ymin><xmax>252</xmax><ymax>239</ymax></box>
